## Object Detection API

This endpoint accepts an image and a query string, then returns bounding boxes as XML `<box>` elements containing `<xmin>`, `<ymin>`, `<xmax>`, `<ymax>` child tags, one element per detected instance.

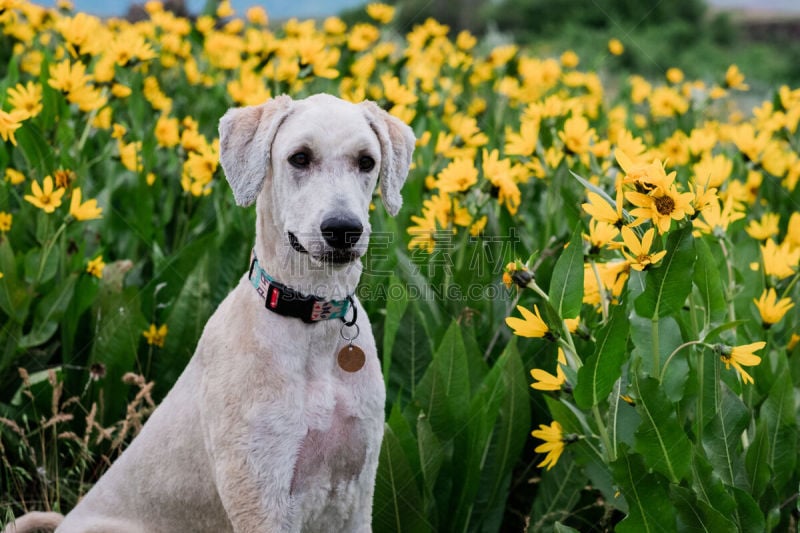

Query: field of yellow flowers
<box><xmin>1</xmin><ymin>0</ymin><xmax>798</xmax><ymax>531</ymax></box>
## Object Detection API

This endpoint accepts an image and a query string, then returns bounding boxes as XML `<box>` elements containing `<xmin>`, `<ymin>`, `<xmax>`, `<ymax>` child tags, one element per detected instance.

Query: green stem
<box><xmin>590</xmin><ymin>259</ymin><xmax>609</xmax><ymax>322</ymax></box>
<box><xmin>718</xmin><ymin>238</ymin><xmax>737</xmax><ymax>341</ymax></box>
<box><xmin>35</xmin><ymin>222</ymin><xmax>68</xmax><ymax>285</ymax></box>
<box><xmin>660</xmin><ymin>340</ymin><xmax>707</xmax><ymax>382</ymax></box>
<box><xmin>651</xmin><ymin>317</ymin><xmax>660</xmax><ymax>378</ymax></box>
<box><xmin>592</xmin><ymin>404</ymin><xmax>615</xmax><ymax>462</ymax></box>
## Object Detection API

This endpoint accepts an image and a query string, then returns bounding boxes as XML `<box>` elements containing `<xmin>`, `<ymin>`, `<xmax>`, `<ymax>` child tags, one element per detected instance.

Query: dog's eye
<box><xmin>289</xmin><ymin>152</ymin><xmax>310</xmax><ymax>168</ymax></box>
<box><xmin>358</xmin><ymin>155</ymin><xmax>375</xmax><ymax>172</ymax></box>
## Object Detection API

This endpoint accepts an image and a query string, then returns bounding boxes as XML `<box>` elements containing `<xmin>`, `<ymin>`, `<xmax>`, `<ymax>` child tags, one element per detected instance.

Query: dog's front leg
<box><xmin>200</xmin><ymin>370</ymin><xmax>305</xmax><ymax>533</ymax></box>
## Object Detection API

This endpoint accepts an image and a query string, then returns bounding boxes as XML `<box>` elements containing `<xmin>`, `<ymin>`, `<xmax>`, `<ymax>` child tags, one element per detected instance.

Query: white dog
<box><xmin>3</xmin><ymin>93</ymin><xmax>415</xmax><ymax>533</ymax></box>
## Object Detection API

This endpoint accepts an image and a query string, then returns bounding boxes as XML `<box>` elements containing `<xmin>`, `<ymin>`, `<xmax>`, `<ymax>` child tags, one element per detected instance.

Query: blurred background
<box><xmin>39</xmin><ymin>0</ymin><xmax>800</xmax><ymax>90</ymax></box>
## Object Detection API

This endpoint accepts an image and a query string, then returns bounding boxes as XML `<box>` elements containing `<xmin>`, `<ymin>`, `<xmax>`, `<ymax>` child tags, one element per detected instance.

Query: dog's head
<box><xmin>219</xmin><ymin>94</ymin><xmax>415</xmax><ymax>267</ymax></box>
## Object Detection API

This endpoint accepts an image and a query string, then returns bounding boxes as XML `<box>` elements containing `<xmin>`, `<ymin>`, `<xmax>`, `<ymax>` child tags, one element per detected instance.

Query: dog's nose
<box><xmin>321</xmin><ymin>216</ymin><xmax>363</xmax><ymax>250</ymax></box>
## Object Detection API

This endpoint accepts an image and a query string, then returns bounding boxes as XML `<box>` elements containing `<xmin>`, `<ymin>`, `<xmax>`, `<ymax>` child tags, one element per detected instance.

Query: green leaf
<box><xmin>634</xmin><ymin>226</ymin><xmax>696</xmax><ymax>319</ymax></box>
<box><xmin>632</xmin><ymin>375</ymin><xmax>692</xmax><ymax>483</ymax></box>
<box><xmin>472</xmin><ymin>341</ymin><xmax>530</xmax><ymax>530</ymax></box>
<box><xmin>701</xmin><ymin>382</ymin><xmax>748</xmax><ymax>488</ymax></box>
<box><xmin>730</xmin><ymin>487</ymin><xmax>766</xmax><ymax>533</ymax></box>
<box><xmin>671</xmin><ymin>485</ymin><xmax>737</xmax><ymax>533</ymax></box>
<box><xmin>386</xmin><ymin>303</ymin><xmax>434</xmax><ymax>407</ymax></box>
<box><xmin>612</xmin><ymin>449</ymin><xmax>677</xmax><ymax>533</ymax></box>
<box><xmin>19</xmin><ymin>273</ymin><xmax>77</xmax><ymax>349</ymax></box>
<box><xmin>692</xmin><ymin>237</ymin><xmax>727</xmax><ymax>323</ymax></box>
<box><xmin>574</xmin><ymin>303</ymin><xmax>629</xmax><ymax>409</ymax></box>
<box><xmin>415</xmin><ymin>320</ymin><xmax>470</xmax><ymax>442</ymax></box>
<box><xmin>529</xmin><ymin>455</ymin><xmax>585</xmax><ymax>532</ymax></box>
<box><xmin>382</xmin><ymin>275</ymin><xmax>408</xmax><ymax>384</ymax></box>
<box><xmin>629</xmin><ymin>315</ymin><xmax>687</xmax><ymax>401</ymax></box>
<box><xmin>416</xmin><ymin>413</ymin><xmax>442</xmax><ymax>506</ymax></box>
<box><xmin>690</xmin><ymin>452</ymin><xmax>736</xmax><ymax>517</ymax></box>
<box><xmin>759</xmin><ymin>371</ymin><xmax>798</xmax><ymax>493</ymax></box>
<box><xmin>373</xmin><ymin>424</ymin><xmax>432</xmax><ymax>533</ymax></box>
<box><xmin>745</xmin><ymin>418</ymin><xmax>770</xmax><ymax>499</ymax></box>
<box><xmin>548</xmin><ymin>224</ymin><xmax>584</xmax><ymax>320</ymax></box>
<box><xmin>88</xmin><ymin>285</ymin><xmax>148</xmax><ymax>425</ymax></box>
<box><xmin>0</xmin><ymin>239</ymin><xmax>30</xmax><ymax>323</ymax></box>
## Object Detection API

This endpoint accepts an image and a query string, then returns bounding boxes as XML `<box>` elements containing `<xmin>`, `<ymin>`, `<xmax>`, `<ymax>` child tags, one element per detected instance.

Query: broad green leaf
<box><xmin>692</xmin><ymin>237</ymin><xmax>727</xmax><ymax>323</ymax></box>
<box><xmin>415</xmin><ymin>320</ymin><xmax>470</xmax><ymax>442</ymax></box>
<box><xmin>759</xmin><ymin>371</ymin><xmax>798</xmax><ymax>493</ymax></box>
<box><xmin>473</xmin><ymin>341</ymin><xmax>530</xmax><ymax>531</ymax></box>
<box><xmin>671</xmin><ymin>485</ymin><xmax>737</xmax><ymax>533</ymax></box>
<box><xmin>701</xmin><ymin>383</ymin><xmax>748</xmax><ymax>488</ymax></box>
<box><xmin>0</xmin><ymin>239</ymin><xmax>30</xmax><ymax>323</ymax></box>
<box><xmin>632</xmin><ymin>375</ymin><xmax>692</xmax><ymax>483</ymax></box>
<box><xmin>634</xmin><ymin>226</ymin><xmax>696</xmax><ymax>319</ymax></box>
<box><xmin>612</xmin><ymin>449</ymin><xmax>677</xmax><ymax>533</ymax></box>
<box><xmin>548</xmin><ymin>224</ymin><xmax>584</xmax><ymax>320</ymax></box>
<box><xmin>730</xmin><ymin>487</ymin><xmax>766</xmax><ymax>533</ymax></box>
<box><xmin>382</xmin><ymin>275</ymin><xmax>408</xmax><ymax>384</ymax></box>
<box><xmin>574</xmin><ymin>303</ymin><xmax>629</xmax><ymax>409</ymax></box>
<box><xmin>690</xmin><ymin>452</ymin><xmax>736</xmax><ymax>518</ymax></box>
<box><xmin>88</xmin><ymin>286</ymin><xmax>148</xmax><ymax>425</ymax></box>
<box><xmin>373</xmin><ymin>424</ymin><xmax>432</xmax><ymax>533</ymax></box>
<box><xmin>629</xmin><ymin>315</ymin><xmax>687</xmax><ymax>401</ymax></box>
<box><xmin>19</xmin><ymin>273</ymin><xmax>77</xmax><ymax>349</ymax></box>
<box><xmin>386</xmin><ymin>302</ymin><xmax>434</xmax><ymax>407</ymax></box>
<box><xmin>416</xmin><ymin>413</ymin><xmax>442</xmax><ymax>506</ymax></box>
<box><xmin>745</xmin><ymin>418</ymin><xmax>770</xmax><ymax>499</ymax></box>
<box><xmin>529</xmin><ymin>455</ymin><xmax>585</xmax><ymax>532</ymax></box>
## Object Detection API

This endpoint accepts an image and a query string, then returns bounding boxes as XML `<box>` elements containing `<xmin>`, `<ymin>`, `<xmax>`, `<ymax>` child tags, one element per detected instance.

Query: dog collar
<box><xmin>248</xmin><ymin>251</ymin><xmax>355</xmax><ymax>324</ymax></box>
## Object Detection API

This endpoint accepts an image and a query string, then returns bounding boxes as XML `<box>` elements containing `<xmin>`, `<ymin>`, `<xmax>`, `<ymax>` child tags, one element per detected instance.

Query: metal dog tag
<box><xmin>337</xmin><ymin>345</ymin><xmax>365</xmax><ymax>373</ymax></box>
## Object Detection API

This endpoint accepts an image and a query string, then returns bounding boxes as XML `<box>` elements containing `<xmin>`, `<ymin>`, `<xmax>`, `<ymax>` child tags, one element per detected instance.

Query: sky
<box><xmin>32</xmin><ymin>0</ymin><xmax>800</xmax><ymax>19</ymax></box>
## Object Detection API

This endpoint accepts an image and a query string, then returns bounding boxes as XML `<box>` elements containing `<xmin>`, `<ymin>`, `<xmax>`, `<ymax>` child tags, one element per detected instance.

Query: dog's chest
<box><xmin>290</xmin><ymin>397</ymin><xmax>367</xmax><ymax>495</ymax></box>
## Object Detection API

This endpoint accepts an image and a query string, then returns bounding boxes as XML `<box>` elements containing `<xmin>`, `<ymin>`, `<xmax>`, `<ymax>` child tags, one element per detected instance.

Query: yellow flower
<box><xmin>760</xmin><ymin>239</ymin><xmax>799</xmax><ymax>280</ymax></box>
<box><xmin>583</xmin><ymin>218</ymin><xmax>620</xmax><ymax>252</ymax></box>
<box><xmin>560</xmin><ymin>50</ymin><xmax>579</xmax><ymax>68</ymax></box>
<box><xmin>24</xmin><ymin>176</ymin><xmax>66</xmax><ymax>213</ymax></box>
<box><xmin>620</xmin><ymin>226</ymin><xmax>667</xmax><ymax>271</ymax></box>
<box><xmin>530</xmin><ymin>348</ymin><xmax>567</xmax><ymax>391</ymax></box>
<box><xmin>155</xmin><ymin>114</ymin><xmax>180</xmax><ymax>148</ymax></box>
<box><xmin>48</xmin><ymin>59</ymin><xmax>92</xmax><ymax>94</ymax></box>
<box><xmin>693</xmin><ymin>196</ymin><xmax>745</xmax><ymax>237</ymax></box>
<box><xmin>718</xmin><ymin>342</ymin><xmax>765</xmax><ymax>385</ymax></box>
<box><xmin>724</xmin><ymin>64</ymin><xmax>749</xmax><ymax>91</ymax></box>
<box><xmin>143</xmin><ymin>323</ymin><xmax>168</xmax><ymax>347</ymax></box>
<box><xmin>435</xmin><ymin>158</ymin><xmax>478</xmax><ymax>193</ymax></box>
<box><xmin>531</xmin><ymin>421</ymin><xmax>565</xmax><ymax>471</ymax></box>
<box><xmin>4</xmin><ymin>168</ymin><xmax>25</xmax><ymax>185</ymax></box>
<box><xmin>366</xmin><ymin>2</ymin><xmax>395</xmax><ymax>24</ymax></box>
<box><xmin>745</xmin><ymin>212</ymin><xmax>780</xmax><ymax>241</ymax></box>
<box><xmin>69</xmin><ymin>187</ymin><xmax>102</xmax><ymax>221</ymax></box>
<box><xmin>666</xmin><ymin>67</ymin><xmax>684</xmax><ymax>84</ymax></box>
<box><xmin>753</xmin><ymin>288</ymin><xmax>794</xmax><ymax>327</ymax></box>
<box><xmin>347</xmin><ymin>23</ymin><xmax>379</xmax><ymax>52</ymax></box>
<box><xmin>506</xmin><ymin>304</ymin><xmax>550</xmax><ymax>339</ymax></box>
<box><xmin>86</xmin><ymin>255</ymin><xmax>105</xmax><ymax>278</ymax></box>
<box><xmin>693</xmin><ymin>153</ymin><xmax>732</xmax><ymax>189</ymax></box>
<box><xmin>582</xmin><ymin>191</ymin><xmax>622</xmax><ymax>227</ymax></box>
<box><xmin>608</xmin><ymin>38</ymin><xmax>624</xmax><ymax>56</ymax></box>
<box><xmin>559</xmin><ymin>115</ymin><xmax>595</xmax><ymax>155</ymax></box>
<box><xmin>0</xmin><ymin>211</ymin><xmax>11</xmax><ymax>232</ymax></box>
<box><xmin>7</xmin><ymin>81</ymin><xmax>43</xmax><ymax>119</ymax></box>
<box><xmin>0</xmin><ymin>109</ymin><xmax>26</xmax><ymax>145</ymax></box>
<box><xmin>504</xmin><ymin>119</ymin><xmax>539</xmax><ymax>157</ymax></box>
<box><xmin>626</xmin><ymin>183</ymin><xmax>695</xmax><ymax>234</ymax></box>
<box><xmin>407</xmin><ymin>211</ymin><xmax>437</xmax><ymax>253</ymax></box>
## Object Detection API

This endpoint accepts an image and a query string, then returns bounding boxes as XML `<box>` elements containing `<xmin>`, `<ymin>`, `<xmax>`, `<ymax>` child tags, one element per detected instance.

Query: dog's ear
<box><xmin>361</xmin><ymin>101</ymin><xmax>416</xmax><ymax>216</ymax></box>
<box><xmin>218</xmin><ymin>95</ymin><xmax>293</xmax><ymax>207</ymax></box>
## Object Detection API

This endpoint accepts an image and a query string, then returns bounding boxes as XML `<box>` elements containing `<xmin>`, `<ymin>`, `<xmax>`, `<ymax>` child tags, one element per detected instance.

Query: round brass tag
<box><xmin>337</xmin><ymin>345</ymin><xmax>365</xmax><ymax>373</ymax></box>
